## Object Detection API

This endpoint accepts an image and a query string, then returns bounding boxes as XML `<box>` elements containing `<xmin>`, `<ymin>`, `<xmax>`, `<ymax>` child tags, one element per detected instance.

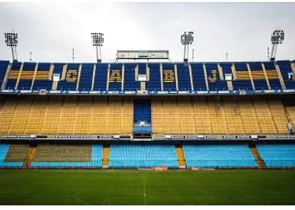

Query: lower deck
<box><xmin>1</xmin><ymin>142</ymin><xmax>295</xmax><ymax>169</ymax></box>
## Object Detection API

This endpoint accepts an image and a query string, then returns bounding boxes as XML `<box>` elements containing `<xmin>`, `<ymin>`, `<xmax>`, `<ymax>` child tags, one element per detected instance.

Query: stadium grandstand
<box><xmin>1</xmin><ymin>57</ymin><xmax>295</xmax><ymax>169</ymax></box>
<box><xmin>0</xmin><ymin>27</ymin><xmax>294</xmax><ymax>171</ymax></box>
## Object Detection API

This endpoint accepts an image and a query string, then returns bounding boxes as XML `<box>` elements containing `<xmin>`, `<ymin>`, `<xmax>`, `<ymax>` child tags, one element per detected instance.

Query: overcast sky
<box><xmin>0</xmin><ymin>2</ymin><xmax>294</xmax><ymax>63</ymax></box>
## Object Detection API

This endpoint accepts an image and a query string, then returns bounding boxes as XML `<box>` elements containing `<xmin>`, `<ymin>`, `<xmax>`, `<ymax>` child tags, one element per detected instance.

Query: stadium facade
<box><xmin>0</xmin><ymin>59</ymin><xmax>295</xmax><ymax>169</ymax></box>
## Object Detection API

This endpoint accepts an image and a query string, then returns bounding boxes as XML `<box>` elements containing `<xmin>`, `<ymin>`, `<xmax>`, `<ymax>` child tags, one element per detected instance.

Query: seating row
<box><xmin>1</xmin><ymin>60</ymin><xmax>294</xmax><ymax>93</ymax></box>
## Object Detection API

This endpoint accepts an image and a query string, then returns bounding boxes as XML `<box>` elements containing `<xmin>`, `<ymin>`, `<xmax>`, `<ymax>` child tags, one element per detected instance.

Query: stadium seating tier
<box><xmin>1</xmin><ymin>60</ymin><xmax>295</xmax><ymax>94</ymax></box>
<box><xmin>109</xmin><ymin>144</ymin><xmax>179</xmax><ymax>168</ymax></box>
<box><xmin>256</xmin><ymin>144</ymin><xmax>295</xmax><ymax>168</ymax></box>
<box><xmin>183</xmin><ymin>144</ymin><xmax>258</xmax><ymax>168</ymax></box>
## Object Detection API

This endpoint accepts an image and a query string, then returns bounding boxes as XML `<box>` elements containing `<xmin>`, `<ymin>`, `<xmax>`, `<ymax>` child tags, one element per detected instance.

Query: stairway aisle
<box><xmin>175</xmin><ymin>144</ymin><xmax>186</xmax><ymax>168</ymax></box>
<box><xmin>248</xmin><ymin>143</ymin><xmax>266</xmax><ymax>169</ymax></box>
<box><xmin>102</xmin><ymin>144</ymin><xmax>110</xmax><ymax>168</ymax></box>
<box><xmin>24</xmin><ymin>145</ymin><xmax>36</xmax><ymax>169</ymax></box>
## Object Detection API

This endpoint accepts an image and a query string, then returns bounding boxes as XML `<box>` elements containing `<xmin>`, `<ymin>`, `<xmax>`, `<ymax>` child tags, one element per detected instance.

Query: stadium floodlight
<box><xmin>91</xmin><ymin>32</ymin><xmax>104</xmax><ymax>63</ymax></box>
<box><xmin>5</xmin><ymin>32</ymin><xmax>18</xmax><ymax>61</ymax></box>
<box><xmin>270</xmin><ymin>30</ymin><xmax>284</xmax><ymax>61</ymax></box>
<box><xmin>181</xmin><ymin>31</ymin><xmax>194</xmax><ymax>62</ymax></box>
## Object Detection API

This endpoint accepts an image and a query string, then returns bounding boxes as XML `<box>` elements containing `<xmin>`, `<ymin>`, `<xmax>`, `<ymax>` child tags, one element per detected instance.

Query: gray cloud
<box><xmin>0</xmin><ymin>2</ymin><xmax>294</xmax><ymax>62</ymax></box>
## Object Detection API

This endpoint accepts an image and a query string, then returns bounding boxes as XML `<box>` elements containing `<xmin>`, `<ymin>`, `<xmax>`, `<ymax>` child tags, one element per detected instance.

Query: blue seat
<box><xmin>183</xmin><ymin>144</ymin><xmax>258</xmax><ymax>168</ymax></box>
<box><xmin>256</xmin><ymin>144</ymin><xmax>295</xmax><ymax>168</ymax></box>
<box><xmin>109</xmin><ymin>144</ymin><xmax>179</xmax><ymax>168</ymax></box>
<box><xmin>31</xmin><ymin>144</ymin><xmax>103</xmax><ymax>168</ymax></box>
<box><xmin>5</xmin><ymin>61</ymin><xmax>22</xmax><ymax>90</ymax></box>
<box><xmin>0</xmin><ymin>61</ymin><xmax>9</xmax><ymax>88</ymax></box>
<box><xmin>249</xmin><ymin>62</ymin><xmax>268</xmax><ymax>90</ymax></box>
<box><xmin>134</xmin><ymin>99</ymin><xmax>151</xmax><ymax>123</ymax></box>
<box><xmin>233</xmin><ymin>62</ymin><xmax>253</xmax><ymax>91</ymax></box>
<box><xmin>146</xmin><ymin>63</ymin><xmax>161</xmax><ymax>91</ymax></box>
<box><xmin>0</xmin><ymin>144</ymin><xmax>24</xmax><ymax>168</ymax></box>
<box><xmin>124</xmin><ymin>63</ymin><xmax>140</xmax><ymax>91</ymax></box>
<box><xmin>277</xmin><ymin>61</ymin><xmax>295</xmax><ymax>89</ymax></box>
<box><xmin>1</xmin><ymin>60</ymin><xmax>294</xmax><ymax>94</ymax></box>
<box><xmin>177</xmin><ymin>63</ymin><xmax>191</xmax><ymax>91</ymax></box>
<box><xmin>263</xmin><ymin>62</ymin><xmax>282</xmax><ymax>90</ymax></box>
<box><xmin>191</xmin><ymin>63</ymin><xmax>207</xmax><ymax>91</ymax></box>
<box><xmin>108</xmin><ymin>63</ymin><xmax>122</xmax><ymax>91</ymax></box>
<box><xmin>93</xmin><ymin>63</ymin><xmax>108</xmax><ymax>91</ymax></box>
<box><xmin>17</xmin><ymin>62</ymin><xmax>36</xmax><ymax>90</ymax></box>
<box><xmin>206</xmin><ymin>63</ymin><xmax>228</xmax><ymax>91</ymax></box>
<box><xmin>57</xmin><ymin>63</ymin><xmax>79</xmax><ymax>91</ymax></box>
<box><xmin>32</xmin><ymin>63</ymin><xmax>52</xmax><ymax>91</ymax></box>
<box><xmin>79</xmin><ymin>63</ymin><xmax>94</xmax><ymax>91</ymax></box>
<box><xmin>162</xmin><ymin>63</ymin><xmax>177</xmax><ymax>91</ymax></box>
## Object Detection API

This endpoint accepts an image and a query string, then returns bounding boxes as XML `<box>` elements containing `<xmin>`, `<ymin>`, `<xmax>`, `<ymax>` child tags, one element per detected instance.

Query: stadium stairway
<box><xmin>24</xmin><ymin>145</ymin><xmax>36</xmax><ymax>169</ymax></box>
<box><xmin>248</xmin><ymin>143</ymin><xmax>266</xmax><ymax>169</ymax></box>
<box><xmin>133</xmin><ymin>99</ymin><xmax>152</xmax><ymax>138</ymax></box>
<box><xmin>102</xmin><ymin>144</ymin><xmax>110</xmax><ymax>168</ymax></box>
<box><xmin>176</xmin><ymin>144</ymin><xmax>186</xmax><ymax>168</ymax></box>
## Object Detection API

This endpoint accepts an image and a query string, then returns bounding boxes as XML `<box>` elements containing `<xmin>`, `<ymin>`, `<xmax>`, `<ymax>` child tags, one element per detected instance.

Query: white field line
<box><xmin>143</xmin><ymin>174</ymin><xmax>146</xmax><ymax>205</ymax></box>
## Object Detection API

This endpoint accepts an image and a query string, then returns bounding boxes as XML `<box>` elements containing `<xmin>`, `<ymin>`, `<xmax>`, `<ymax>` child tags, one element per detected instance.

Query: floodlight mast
<box><xmin>181</xmin><ymin>31</ymin><xmax>194</xmax><ymax>62</ymax></box>
<box><xmin>5</xmin><ymin>32</ymin><xmax>18</xmax><ymax>61</ymax></box>
<box><xmin>91</xmin><ymin>32</ymin><xmax>104</xmax><ymax>63</ymax></box>
<box><xmin>270</xmin><ymin>30</ymin><xmax>284</xmax><ymax>61</ymax></box>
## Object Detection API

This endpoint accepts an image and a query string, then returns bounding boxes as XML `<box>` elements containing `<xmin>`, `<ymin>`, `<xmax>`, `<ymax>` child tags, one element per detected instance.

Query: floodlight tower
<box><xmin>5</xmin><ymin>32</ymin><xmax>18</xmax><ymax>61</ymax></box>
<box><xmin>91</xmin><ymin>32</ymin><xmax>104</xmax><ymax>63</ymax></box>
<box><xmin>181</xmin><ymin>31</ymin><xmax>194</xmax><ymax>62</ymax></box>
<box><xmin>270</xmin><ymin>30</ymin><xmax>284</xmax><ymax>61</ymax></box>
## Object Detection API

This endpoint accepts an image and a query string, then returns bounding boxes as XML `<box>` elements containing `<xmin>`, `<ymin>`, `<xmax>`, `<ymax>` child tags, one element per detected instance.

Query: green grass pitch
<box><xmin>0</xmin><ymin>169</ymin><xmax>295</xmax><ymax>205</ymax></box>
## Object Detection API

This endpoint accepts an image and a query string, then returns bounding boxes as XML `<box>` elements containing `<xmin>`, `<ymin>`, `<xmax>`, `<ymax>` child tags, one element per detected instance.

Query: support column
<box><xmin>174</xmin><ymin>64</ymin><xmax>179</xmax><ymax>91</ymax></box>
<box><xmin>275</xmin><ymin>63</ymin><xmax>286</xmax><ymax>90</ymax></box>
<box><xmin>217</xmin><ymin>64</ymin><xmax>224</xmax><ymax>80</ymax></box>
<box><xmin>188</xmin><ymin>63</ymin><xmax>194</xmax><ymax>91</ymax></box>
<box><xmin>14</xmin><ymin>62</ymin><xmax>24</xmax><ymax>90</ymax></box>
<box><xmin>1</xmin><ymin>63</ymin><xmax>11</xmax><ymax>90</ymax></box>
<box><xmin>106</xmin><ymin>64</ymin><xmax>110</xmax><ymax>91</ymax></box>
<box><xmin>202</xmin><ymin>64</ymin><xmax>209</xmax><ymax>91</ymax></box>
<box><xmin>91</xmin><ymin>64</ymin><xmax>96</xmax><ymax>91</ymax></box>
<box><xmin>261</xmin><ymin>63</ymin><xmax>271</xmax><ymax>90</ymax></box>
<box><xmin>160</xmin><ymin>63</ymin><xmax>164</xmax><ymax>91</ymax></box>
<box><xmin>246</xmin><ymin>63</ymin><xmax>256</xmax><ymax>90</ymax></box>
<box><xmin>76</xmin><ymin>64</ymin><xmax>82</xmax><ymax>91</ymax></box>
<box><xmin>30</xmin><ymin>63</ymin><xmax>39</xmax><ymax>91</ymax></box>
<box><xmin>121</xmin><ymin>63</ymin><xmax>125</xmax><ymax>91</ymax></box>
<box><xmin>61</xmin><ymin>64</ymin><xmax>67</xmax><ymax>80</ymax></box>
<box><xmin>231</xmin><ymin>63</ymin><xmax>237</xmax><ymax>80</ymax></box>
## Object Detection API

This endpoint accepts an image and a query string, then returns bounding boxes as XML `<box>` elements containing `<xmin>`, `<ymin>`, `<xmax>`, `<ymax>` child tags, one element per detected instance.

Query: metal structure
<box><xmin>4</xmin><ymin>32</ymin><xmax>18</xmax><ymax>61</ymax></box>
<box><xmin>116</xmin><ymin>50</ymin><xmax>169</xmax><ymax>61</ymax></box>
<box><xmin>270</xmin><ymin>30</ymin><xmax>284</xmax><ymax>61</ymax></box>
<box><xmin>91</xmin><ymin>32</ymin><xmax>104</xmax><ymax>63</ymax></box>
<box><xmin>72</xmin><ymin>48</ymin><xmax>75</xmax><ymax>63</ymax></box>
<box><xmin>181</xmin><ymin>31</ymin><xmax>194</xmax><ymax>62</ymax></box>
